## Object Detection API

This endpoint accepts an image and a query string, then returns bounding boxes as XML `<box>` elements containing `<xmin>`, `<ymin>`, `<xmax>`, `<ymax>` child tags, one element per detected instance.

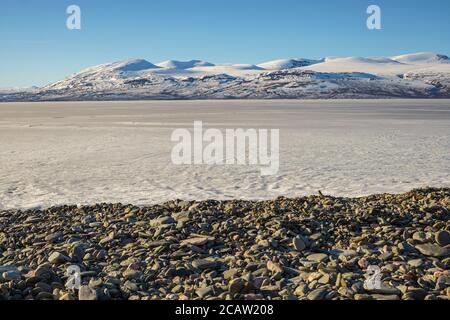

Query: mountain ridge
<box><xmin>2</xmin><ymin>52</ymin><xmax>450</xmax><ymax>101</ymax></box>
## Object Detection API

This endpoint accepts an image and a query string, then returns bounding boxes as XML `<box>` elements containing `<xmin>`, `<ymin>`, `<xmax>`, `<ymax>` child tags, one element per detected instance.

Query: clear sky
<box><xmin>1</xmin><ymin>0</ymin><xmax>450</xmax><ymax>87</ymax></box>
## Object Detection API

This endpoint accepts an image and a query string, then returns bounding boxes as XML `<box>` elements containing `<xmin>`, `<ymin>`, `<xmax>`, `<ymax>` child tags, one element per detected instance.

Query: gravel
<box><xmin>0</xmin><ymin>187</ymin><xmax>448</xmax><ymax>300</ymax></box>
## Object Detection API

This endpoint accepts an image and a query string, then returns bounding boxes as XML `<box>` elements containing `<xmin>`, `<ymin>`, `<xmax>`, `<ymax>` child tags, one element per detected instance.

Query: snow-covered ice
<box><xmin>0</xmin><ymin>99</ymin><xmax>449</xmax><ymax>210</ymax></box>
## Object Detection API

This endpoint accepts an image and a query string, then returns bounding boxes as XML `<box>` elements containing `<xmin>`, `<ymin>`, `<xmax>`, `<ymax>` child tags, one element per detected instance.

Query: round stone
<box><xmin>293</xmin><ymin>236</ymin><xmax>306</xmax><ymax>251</ymax></box>
<box><xmin>407</xmin><ymin>259</ymin><xmax>424</xmax><ymax>268</ymax></box>
<box><xmin>48</xmin><ymin>252</ymin><xmax>71</xmax><ymax>264</ymax></box>
<box><xmin>307</xmin><ymin>253</ymin><xmax>329</xmax><ymax>263</ymax></box>
<box><xmin>415</xmin><ymin>244</ymin><xmax>449</xmax><ymax>257</ymax></box>
<box><xmin>228</xmin><ymin>278</ymin><xmax>245</xmax><ymax>295</ymax></box>
<box><xmin>307</xmin><ymin>287</ymin><xmax>328</xmax><ymax>300</ymax></box>
<box><xmin>435</xmin><ymin>230</ymin><xmax>450</xmax><ymax>246</ymax></box>
<box><xmin>1</xmin><ymin>270</ymin><xmax>21</xmax><ymax>281</ymax></box>
<box><xmin>78</xmin><ymin>285</ymin><xmax>98</xmax><ymax>300</ymax></box>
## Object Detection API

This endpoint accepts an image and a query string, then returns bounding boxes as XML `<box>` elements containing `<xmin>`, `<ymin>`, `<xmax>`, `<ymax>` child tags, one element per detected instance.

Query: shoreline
<box><xmin>0</xmin><ymin>187</ymin><xmax>449</xmax><ymax>300</ymax></box>
<box><xmin>2</xmin><ymin>185</ymin><xmax>450</xmax><ymax>212</ymax></box>
<box><xmin>2</xmin><ymin>97</ymin><xmax>450</xmax><ymax>105</ymax></box>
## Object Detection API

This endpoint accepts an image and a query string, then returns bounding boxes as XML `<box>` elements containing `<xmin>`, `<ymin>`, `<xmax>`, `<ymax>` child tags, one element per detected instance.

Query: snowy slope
<box><xmin>390</xmin><ymin>52</ymin><xmax>450</xmax><ymax>64</ymax></box>
<box><xmin>156</xmin><ymin>60</ymin><xmax>214</xmax><ymax>69</ymax></box>
<box><xmin>303</xmin><ymin>53</ymin><xmax>450</xmax><ymax>76</ymax></box>
<box><xmin>257</xmin><ymin>58</ymin><xmax>322</xmax><ymax>70</ymax></box>
<box><xmin>303</xmin><ymin>57</ymin><xmax>413</xmax><ymax>76</ymax></box>
<box><xmin>2</xmin><ymin>52</ymin><xmax>450</xmax><ymax>101</ymax></box>
<box><xmin>0</xmin><ymin>86</ymin><xmax>39</xmax><ymax>93</ymax></box>
<box><xmin>110</xmin><ymin>59</ymin><xmax>160</xmax><ymax>71</ymax></box>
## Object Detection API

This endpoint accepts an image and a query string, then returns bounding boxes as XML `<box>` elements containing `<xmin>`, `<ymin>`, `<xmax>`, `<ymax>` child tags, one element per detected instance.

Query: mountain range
<box><xmin>1</xmin><ymin>52</ymin><xmax>450</xmax><ymax>101</ymax></box>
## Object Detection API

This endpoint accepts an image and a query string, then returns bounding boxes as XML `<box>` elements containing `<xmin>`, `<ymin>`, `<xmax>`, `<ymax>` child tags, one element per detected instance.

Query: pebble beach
<box><xmin>0</xmin><ymin>188</ymin><xmax>449</xmax><ymax>300</ymax></box>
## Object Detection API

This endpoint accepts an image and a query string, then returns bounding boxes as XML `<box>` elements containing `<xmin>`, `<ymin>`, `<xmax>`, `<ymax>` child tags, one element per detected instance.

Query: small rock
<box><xmin>294</xmin><ymin>283</ymin><xmax>309</xmax><ymax>296</ymax></box>
<box><xmin>407</xmin><ymin>259</ymin><xmax>423</xmax><ymax>268</ymax></box>
<box><xmin>415</xmin><ymin>244</ymin><xmax>449</xmax><ymax>257</ymax></box>
<box><xmin>71</xmin><ymin>243</ymin><xmax>88</xmax><ymax>261</ymax></box>
<box><xmin>99</xmin><ymin>232</ymin><xmax>115</xmax><ymax>245</ymax></box>
<box><xmin>223</xmin><ymin>269</ymin><xmax>239</xmax><ymax>280</ymax></box>
<box><xmin>292</xmin><ymin>236</ymin><xmax>307</xmax><ymax>251</ymax></box>
<box><xmin>229</xmin><ymin>278</ymin><xmax>245</xmax><ymax>295</ymax></box>
<box><xmin>364</xmin><ymin>284</ymin><xmax>401</xmax><ymax>295</ymax></box>
<box><xmin>307</xmin><ymin>253</ymin><xmax>329</xmax><ymax>263</ymax></box>
<box><xmin>181</xmin><ymin>237</ymin><xmax>211</xmax><ymax>246</ymax></box>
<box><xmin>88</xmin><ymin>278</ymin><xmax>103</xmax><ymax>288</ymax></box>
<box><xmin>45</xmin><ymin>232</ymin><xmax>63</xmax><ymax>243</ymax></box>
<box><xmin>307</xmin><ymin>287</ymin><xmax>328</xmax><ymax>300</ymax></box>
<box><xmin>435</xmin><ymin>275</ymin><xmax>450</xmax><ymax>290</ymax></box>
<box><xmin>412</xmin><ymin>231</ymin><xmax>427</xmax><ymax>242</ymax></box>
<box><xmin>371</xmin><ymin>294</ymin><xmax>400</xmax><ymax>300</ymax></box>
<box><xmin>36</xmin><ymin>292</ymin><xmax>55</xmax><ymax>300</ymax></box>
<box><xmin>435</xmin><ymin>230</ymin><xmax>450</xmax><ymax>247</ymax></box>
<box><xmin>398</xmin><ymin>242</ymin><xmax>418</xmax><ymax>254</ymax></box>
<box><xmin>150</xmin><ymin>216</ymin><xmax>175</xmax><ymax>227</ymax></box>
<box><xmin>267</xmin><ymin>261</ymin><xmax>284</xmax><ymax>274</ymax></box>
<box><xmin>78</xmin><ymin>285</ymin><xmax>98</xmax><ymax>300</ymax></box>
<box><xmin>123</xmin><ymin>269</ymin><xmax>142</xmax><ymax>280</ymax></box>
<box><xmin>124</xmin><ymin>280</ymin><xmax>139</xmax><ymax>292</ymax></box>
<box><xmin>1</xmin><ymin>270</ymin><xmax>21</xmax><ymax>281</ymax></box>
<box><xmin>48</xmin><ymin>252</ymin><xmax>71</xmax><ymax>264</ymax></box>
<box><xmin>59</xmin><ymin>292</ymin><xmax>74</xmax><ymax>300</ymax></box>
<box><xmin>318</xmin><ymin>274</ymin><xmax>331</xmax><ymax>285</ymax></box>
<box><xmin>404</xmin><ymin>288</ymin><xmax>427</xmax><ymax>300</ymax></box>
<box><xmin>192</xmin><ymin>259</ymin><xmax>217</xmax><ymax>270</ymax></box>
<box><xmin>196</xmin><ymin>286</ymin><xmax>213</xmax><ymax>299</ymax></box>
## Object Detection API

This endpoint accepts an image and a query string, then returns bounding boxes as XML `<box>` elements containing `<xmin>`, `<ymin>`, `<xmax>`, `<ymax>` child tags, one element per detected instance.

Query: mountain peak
<box><xmin>110</xmin><ymin>59</ymin><xmax>160</xmax><ymax>72</ymax></box>
<box><xmin>156</xmin><ymin>60</ymin><xmax>215</xmax><ymax>69</ymax></box>
<box><xmin>257</xmin><ymin>58</ymin><xmax>321</xmax><ymax>70</ymax></box>
<box><xmin>390</xmin><ymin>52</ymin><xmax>449</xmax><ymax>64</ymax></box>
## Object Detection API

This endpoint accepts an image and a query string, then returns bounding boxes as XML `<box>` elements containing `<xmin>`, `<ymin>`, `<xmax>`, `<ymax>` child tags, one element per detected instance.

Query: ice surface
<box><xmin>0</xmin><ymin>99</ymin><xmax>449</xmax><ymax>210</ymax></box>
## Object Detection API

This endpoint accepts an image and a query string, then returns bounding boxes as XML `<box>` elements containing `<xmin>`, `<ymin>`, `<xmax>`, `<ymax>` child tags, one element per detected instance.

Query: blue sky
<box><xmin>1</xmin><ymin>0</ymin><xmax>450</xmax><ymax>87</ymax></box>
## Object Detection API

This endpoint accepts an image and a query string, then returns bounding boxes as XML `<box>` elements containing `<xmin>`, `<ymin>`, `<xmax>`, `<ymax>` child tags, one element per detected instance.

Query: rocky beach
<box><xmin>0</xmin><ymin>188</ymin><xmax>449</xmax><ymax>301</ymax></box>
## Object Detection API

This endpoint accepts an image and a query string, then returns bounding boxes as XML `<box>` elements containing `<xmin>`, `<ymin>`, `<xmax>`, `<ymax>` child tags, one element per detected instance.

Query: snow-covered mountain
<box><xmin>391</xmin><ymin>52</ymin><xmax>450</xmax><ymax>64</ymax></box>
<box><xmin>0</xmin><ymin>86</ymin><xmax>39</xmax><ymax>94</ymax></box>
<box><xmin>257</xmin><ymin>58</ymin><xmax>322</xmax><ymax>70</ymax></box>
<box><xmin>2</xmin><ymin>52</ymin><xmax>450</xmax><ymax>101</ymax></box>
<box><xmin>156</xmin><ymin>60</ymin><xmax>214</xmax><ymax>69</ymax></box>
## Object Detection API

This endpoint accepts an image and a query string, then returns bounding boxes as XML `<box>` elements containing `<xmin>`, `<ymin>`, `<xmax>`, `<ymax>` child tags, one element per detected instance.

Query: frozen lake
<box><xmin>0</xmin><ymin>99</ymin><xmax>449</xmax><ymax>209</ymax></box>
